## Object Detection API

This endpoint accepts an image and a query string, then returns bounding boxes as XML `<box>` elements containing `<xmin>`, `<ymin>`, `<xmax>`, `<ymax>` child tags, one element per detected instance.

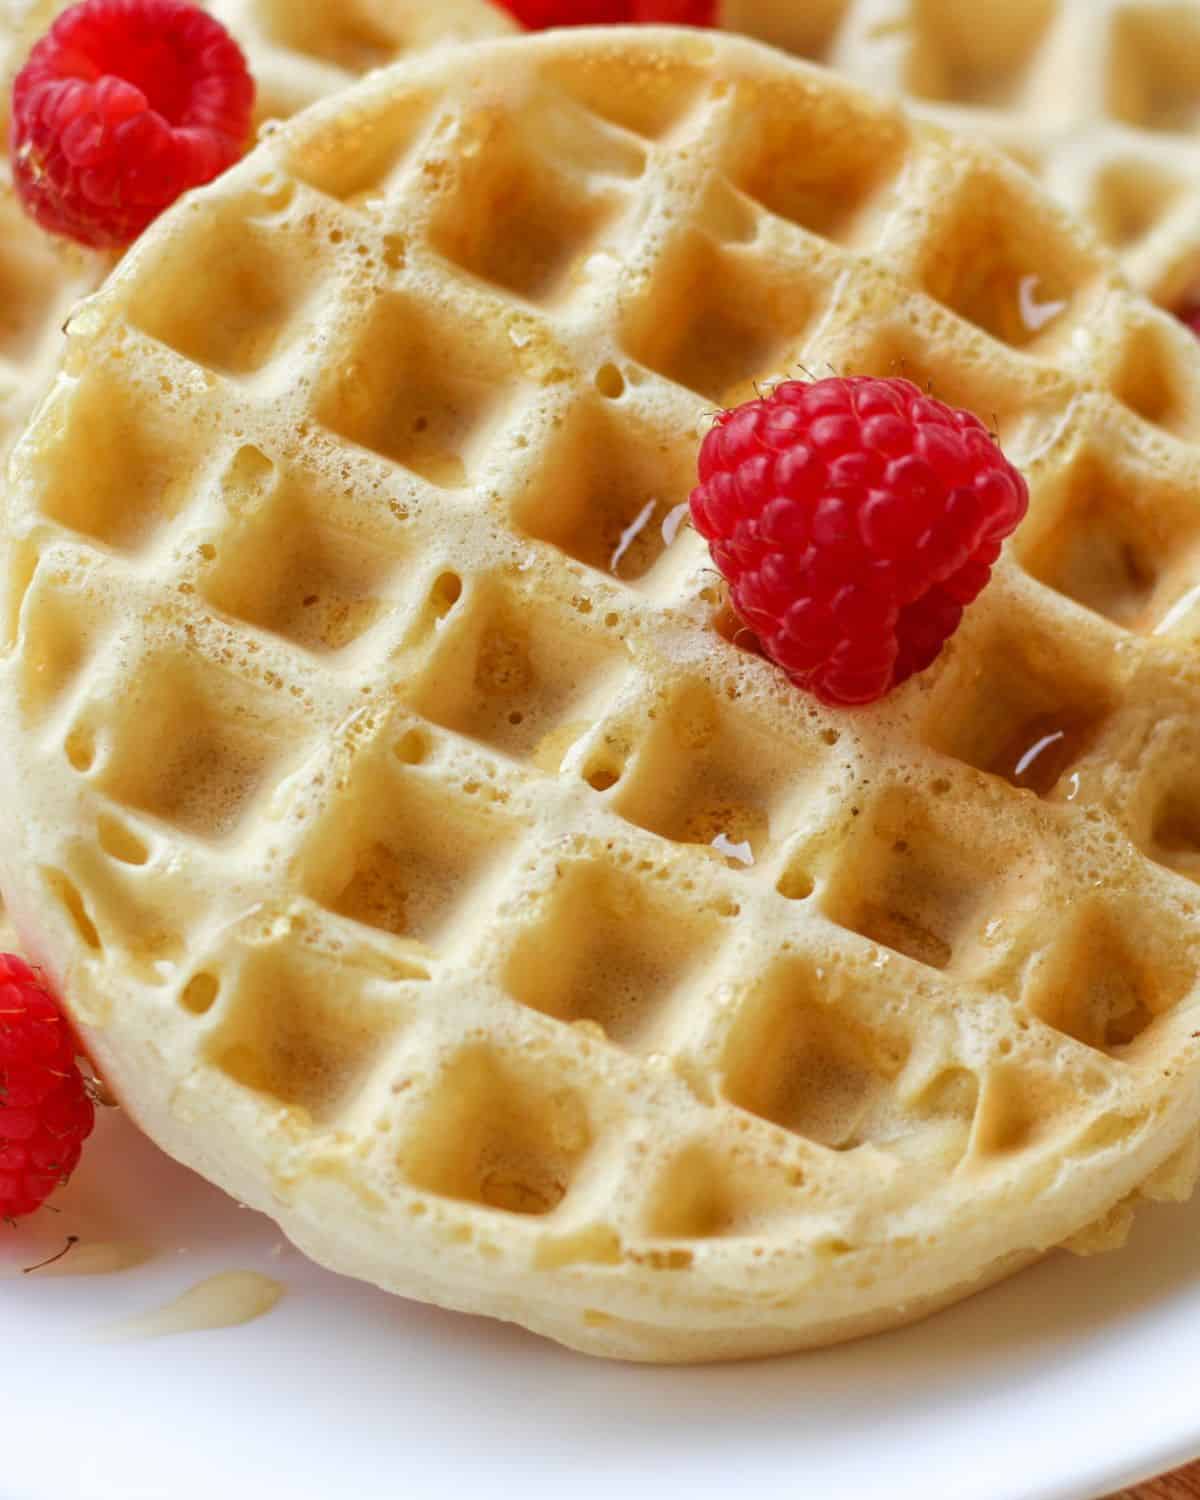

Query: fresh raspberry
<box><xmin>0</xmin><ymin>955</ymin><xmax>94</xmax><ymax>1220</ymax></box>
<box><xmin>497</xmin><ymin>0</ymin><xmax>716</xmax><ymax>28</ymax></box>
<box><xmin>690</xmin><ymin>377</ymin><xmax>1029</xmax><ymax>707</ymax></box>
<box><xmin>12</xmin><ymin>0</ymin><xmax>255</xmax><ymax>249</ymax></box>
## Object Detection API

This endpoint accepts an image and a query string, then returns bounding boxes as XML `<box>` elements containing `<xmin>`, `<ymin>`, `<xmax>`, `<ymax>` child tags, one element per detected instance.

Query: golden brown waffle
<box><xmin>5</xmin><ymin>27</ymin><xmax>1200</xmax><ymax>1363</ymax></box>
<box><xmin>719</xmin><ymin>0</ymin><xmax>1200</xmax><ymax>312</ymax></box>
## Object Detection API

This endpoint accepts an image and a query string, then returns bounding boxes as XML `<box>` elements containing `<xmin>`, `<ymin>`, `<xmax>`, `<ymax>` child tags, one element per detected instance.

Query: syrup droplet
<box><xmin>1154</xmin><ymin>581</ymin><xmax>1200</xmax><ymax>635</ymax></box>
<box><xmin>93</xmin><ymin>1271</ymin><xmax>285</xmax><ymax>1343</ymax></box>
<box><xmin>661</xmin><ymin>502</ymin><xmax>689</xmax><ymax>547</ymax></box>
<box><xmin>1018</xmin><ymin>274</ymin><xmax>1068</xmax><ymax>333</ymax></box>
<box><xmin>712</xmin><ymin>832</ymin><xmax>755</xmax><ymax>867</ymax></box>
<box><xmin>990</xmin><ymin>716</ymin><xmax>1091</xmax><ymax>796</ymax></box>
<box><xmin>610</xmin><ymin>500</ymin><xmax>657</xmax><ymax>577</ymax></box>
<box><xmin>1013</xmin><ymin>730</ymin><xmax>1068</xmax><ymax>782</ymax></box>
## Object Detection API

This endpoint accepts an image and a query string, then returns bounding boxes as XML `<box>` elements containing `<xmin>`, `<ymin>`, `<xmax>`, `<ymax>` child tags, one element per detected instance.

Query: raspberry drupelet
<box><xmin>1177</xmin><ymin>304</ymin><xmax>1200</xmax><ymax>340</ymax></box>
<box><xmin>12</xmin><ymin>0</ymin><xmax>255</xmax><ymax>249</ymax></box>
<box><xmin>690</xmin><ymin>377</ymin><xmax>1030</xmax><ymax>708</ymax></box>
<box><xmin>498</xmin><ymin>0</ymin><xmax>716</xmax><ymax>27</ymax></box>
<box><xmin>0</xmin><ymin>955</ymin><xmax>95</xmax><ymax>1220</ymax></box>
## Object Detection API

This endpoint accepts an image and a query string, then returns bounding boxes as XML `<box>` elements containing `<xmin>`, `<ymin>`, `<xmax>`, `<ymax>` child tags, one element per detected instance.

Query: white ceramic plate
<box><xmin>6</xmin><ymin>1107</ymin><xmax>1200</xmax><ymax>1500</ymax></box>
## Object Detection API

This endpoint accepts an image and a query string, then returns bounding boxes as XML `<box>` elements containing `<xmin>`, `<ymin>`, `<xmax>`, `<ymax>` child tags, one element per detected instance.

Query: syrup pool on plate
<box><xmin>94</xmin><ymin>1271</ymin><xmax>285</xmax><ymax>1342</ymax></box>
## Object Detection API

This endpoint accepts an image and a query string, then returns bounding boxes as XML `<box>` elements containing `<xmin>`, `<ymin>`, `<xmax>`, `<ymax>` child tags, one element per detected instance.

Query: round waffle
<box><xmin>5</xmin><ymin>27</ymin><xmax>1200</xmax><ymax>1362</ymax></box>
<box><xmin>719</xmin><ymin>0</ymin><xmax>1200</xmax><ymax>313</ymax></box>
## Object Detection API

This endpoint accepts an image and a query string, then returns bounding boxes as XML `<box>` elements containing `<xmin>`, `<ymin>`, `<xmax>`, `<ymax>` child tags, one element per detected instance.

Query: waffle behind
<box><xmin>0</xmin><ymin>0</ymin><xmax>516</xmax><ymax>950</ymax></box>
<box><xmin>0</xmin><ymin>0</ymin><xmax>517</xmax><ymax>475</ymax></box>
<box><xmin>5</xmin><ymin>27</ymin><xmax>1200</xmax><ymax>1362</ymax></box>
<box><xmin>719</xmin><ymin>0</ymin><xmax>1200</xmax><ymax>314</ymax></box>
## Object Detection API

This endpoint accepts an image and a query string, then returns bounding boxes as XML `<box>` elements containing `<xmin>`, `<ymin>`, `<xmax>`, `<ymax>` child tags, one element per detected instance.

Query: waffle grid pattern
<box><xmin>6</xmin><ymin>33</ymin><xmax>1200</xmax><ymax>1356</ymax></box>
<box><xmin>724</xmin><ymin>0</ymin><xmax>1200</xmax><ymax>311</ymax></box>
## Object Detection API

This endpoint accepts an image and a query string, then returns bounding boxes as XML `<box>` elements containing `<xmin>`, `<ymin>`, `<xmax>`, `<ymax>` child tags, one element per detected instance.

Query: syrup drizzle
<box><xmin>990</xmin><ymin>715</ymin><xmax>1093</xmax><ymax>797</ymax></box>
<box><xmin>1018</xmin><ymin>274</ymin><xmax>1068</xmax><ymax>333</ymax></box>
<box><xmin>1012</xmin><ymin>729</ymin><xmax>1068</xmax><ymax>783</ymax></box>
<box><xmin>609</xmin><ymin>500</ymin><xmax>657</xmax><ymax>576</ymax></box>
<box><xmin>712</xmin><ymin>832</ymin><xmax>755</xmax><ymax>867</ymax></box>
<box><xmin>93</xmin><ymin>1271</ymin><xmax>285</xmax><ymax>1343</ymax></box>
<box><xmin>660</xmin><ymin>502</ymin><xmax>689</xmax><ymax>548</ymax></box>
<box><xmin>1153</xmin><ymin>581</ymin><xmax>1200</xmax><ymax>635</ymax></box>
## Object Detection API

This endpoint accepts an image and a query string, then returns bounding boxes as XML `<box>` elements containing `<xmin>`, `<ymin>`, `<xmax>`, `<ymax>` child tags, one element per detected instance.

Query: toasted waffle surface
<box><xmin>719</xmin><ymin>0</ymin><xmax>1200</xmax><ymax>313</ymax></box>
<box><xmin>5</xmin><ymin>28</ymin><xmax>1200</xmax><ymax>1362</ymax></box>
